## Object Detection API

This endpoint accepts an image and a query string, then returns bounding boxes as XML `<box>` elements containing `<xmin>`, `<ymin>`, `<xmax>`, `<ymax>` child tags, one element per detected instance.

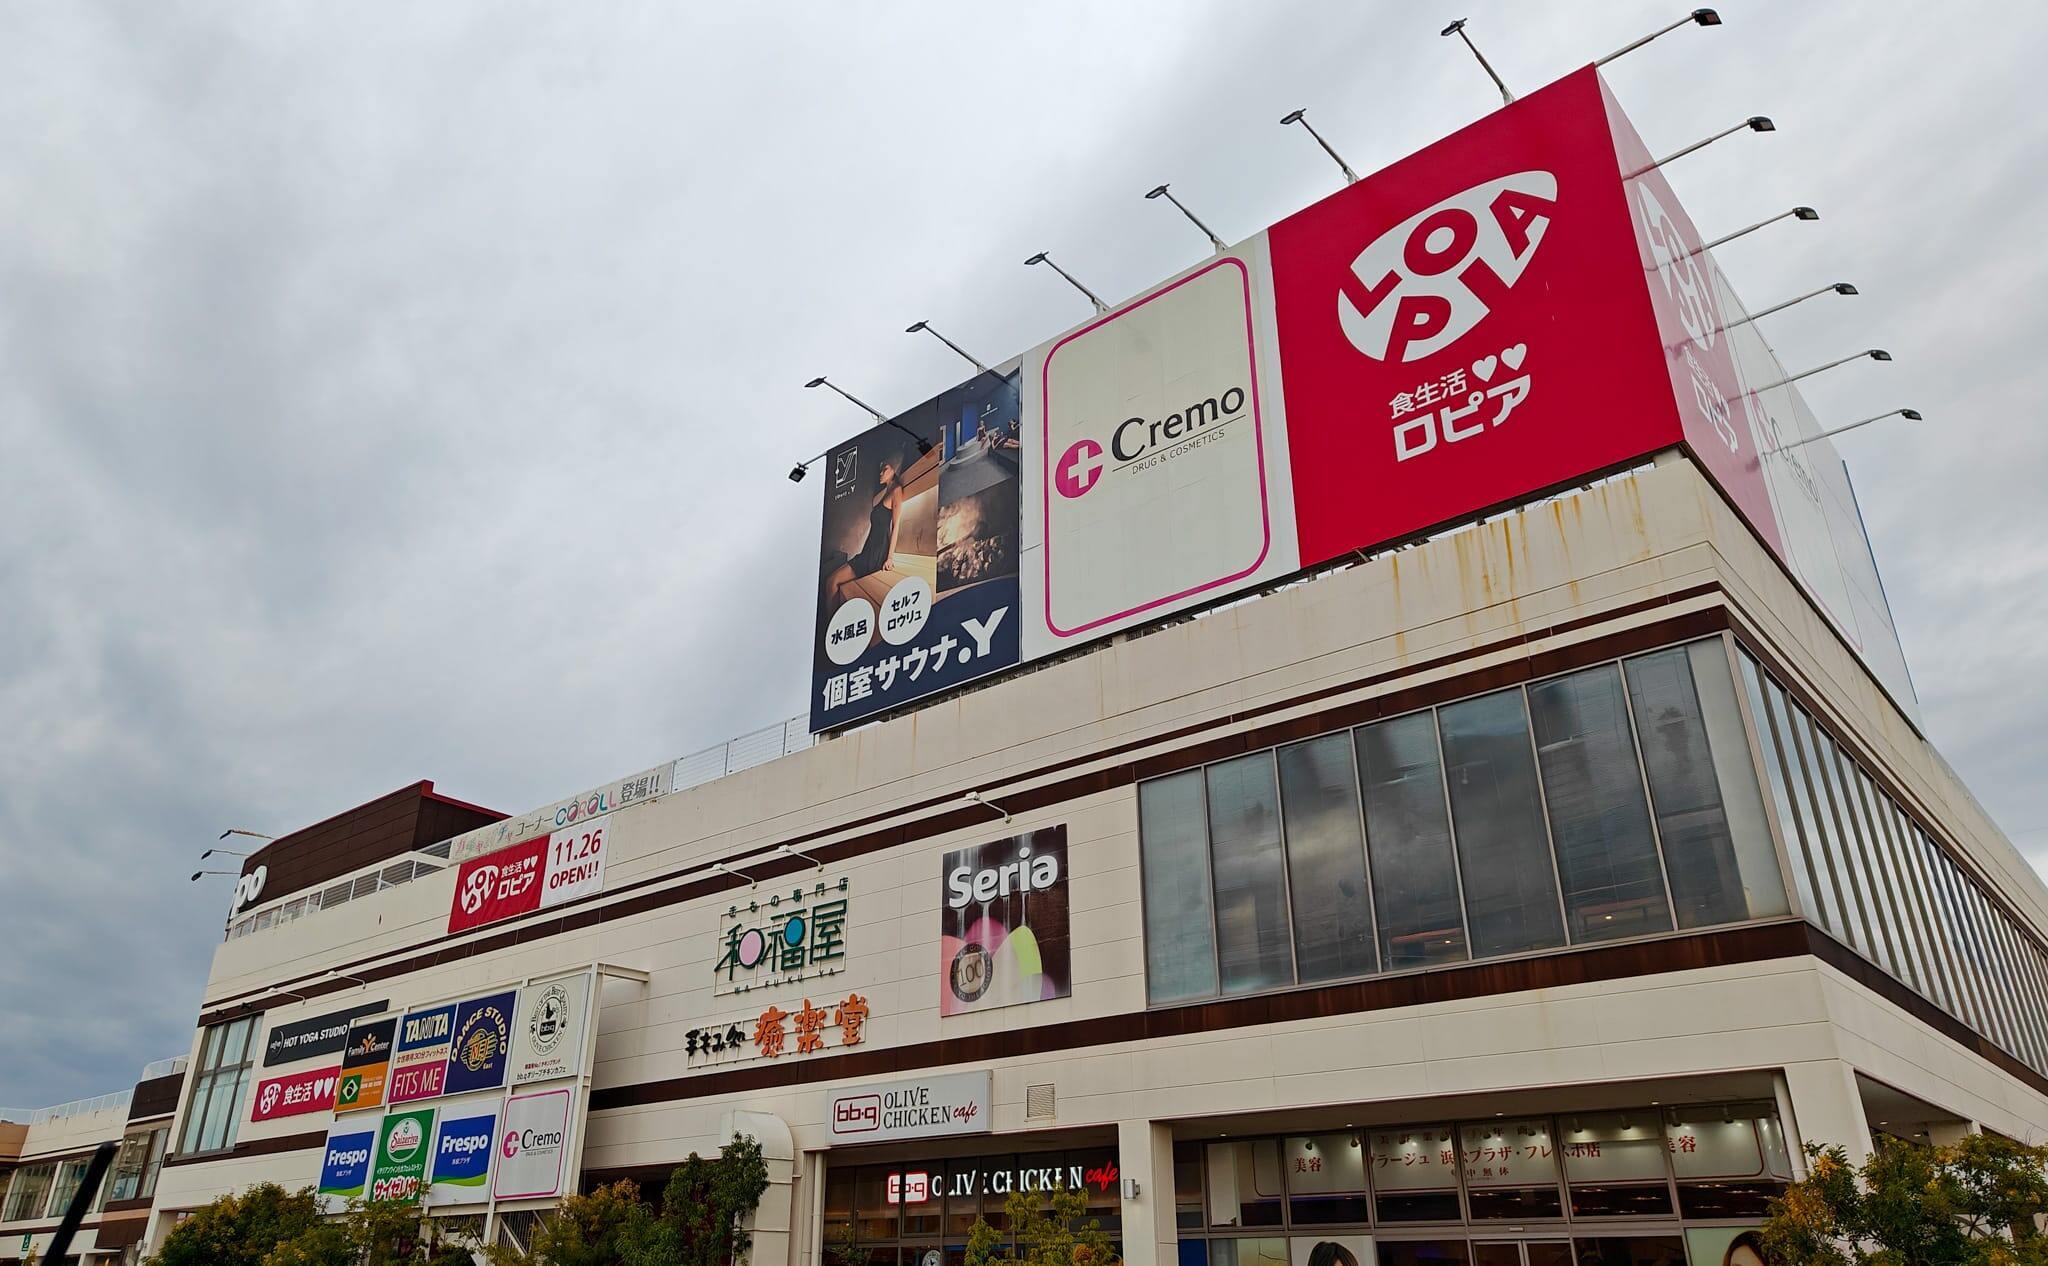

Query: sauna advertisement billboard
<box><xmin>808</xmin><ymin>65</ymin><xmax>1915</xmax><ymax>733</ymax></box>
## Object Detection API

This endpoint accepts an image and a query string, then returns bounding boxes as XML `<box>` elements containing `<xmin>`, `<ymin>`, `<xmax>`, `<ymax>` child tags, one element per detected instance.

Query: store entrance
<box><xmin>1473</xmin><ymin>1241</ymin><xmax>1574</xmax><ymax>1266</ymax></box>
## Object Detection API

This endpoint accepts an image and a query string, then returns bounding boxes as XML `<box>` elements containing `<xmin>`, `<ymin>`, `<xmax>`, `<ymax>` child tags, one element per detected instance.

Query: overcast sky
<box><xmin>3</xmin><ymin>1</ymin><xmax>2045</xmax><ymax>1109</ymax></box>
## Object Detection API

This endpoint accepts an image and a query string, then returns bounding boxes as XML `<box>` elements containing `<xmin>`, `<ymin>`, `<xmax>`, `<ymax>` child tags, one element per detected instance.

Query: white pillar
<box><xmin>1118</xmin><ymin>1119</ymin><xmax>1177</xmax><ymax>1266</ymax></box>
<box><xmin>729</xmin><ymin>1110</ymin><xmax>798</xmax><ymax>1266</ymax></box>
<box><xmin>1781</xmin><ymin>1060</ymin><xmax>1874</xmax><ymax>1167</ymax></box>
<box><xmin>1924</xmin><ymin>1121</ymin><xmax>1979</xmax><ymax>1147</ymax></box>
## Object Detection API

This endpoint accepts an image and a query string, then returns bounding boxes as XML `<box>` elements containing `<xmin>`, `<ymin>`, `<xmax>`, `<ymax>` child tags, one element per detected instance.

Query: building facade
<box><xmin>0</xmin><ymin>1059</ymin><xmax>183</xmax><ymax>1265</ymax></box>
<box><xmin>143</xmin><ymin>457</ymin><xmax>2048</xmax><ymax>1266</ymax></box>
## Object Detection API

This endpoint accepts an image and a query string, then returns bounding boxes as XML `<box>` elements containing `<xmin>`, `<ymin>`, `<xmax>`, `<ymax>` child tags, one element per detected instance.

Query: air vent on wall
<box><xmin>1025</xmin><ymin>1083</ymin><xmax>1056</xmax><ymax>1121</ymax></box>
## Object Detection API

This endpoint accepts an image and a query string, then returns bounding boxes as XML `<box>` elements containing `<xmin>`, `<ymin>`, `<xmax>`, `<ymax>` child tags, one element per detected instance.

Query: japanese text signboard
<box><xmin>334</xmin><ymin>1016</ymin><xmax>396</xmax><ymax>1114</ymax></box>
<box><xmin>803</xmin><ymin>65</ymin><xmax>1916</xmax><ymax>734</ymax></box>
<box><xmin>685</xmin><ymin>992</ymin><xmax>869</xmax><ymax>1066</ymax></box>
<box><xmin>429</xmin><ymin>1109</ymin><xmax>498</xmax><ymax>1203</ymax></box>
<box><xmin>387</xmin><ymin>1003</ymin><xmax>455</xmax><ymax>1105</ymax></box>
<box><xmin>940</xmin><ymin>827</ymin><xmax>1071</xmax><ymax>1017</ymax></box>
<box><xmin>812</xmin><ymin>366</ymin><xmax>1026</xmax><ymax>730</ymax></box>
<box><xmin>508</xmin><ymin>972</ymin><xmax>592</xmax><ymax>1088</ymax></box>
<box><xmin>263</xmin><ymin>1001</ymin><xmax>389</xmax><ymax>1067</ymax></box>
<box><xmin>447</xmin><ymin>821</ymin><xmax>609</xmax><ymax>934</ymax></box>
<box><xmin>370</xmin><ymin>1107</ymin><xmax>437</xmax><ymax>1202</ymax></box>
<box><xmin>318</xmin><ymin>1126</ymin><xmax>376</xmax><ymax>1203</ymax></box>
<box><xmin>250</xmin><ymin>1064</ymin><xmax>340</xmax><ymax>1122</ymax></box>
<box><xmin>444</xmin><ymin>990</ymin><xmax>516</xmax><ymax>1096</ymax></box>
<box><xmin>715</xmin><ymin>877</ymin><xmax>851</xmax><ymax>996</ymax></box>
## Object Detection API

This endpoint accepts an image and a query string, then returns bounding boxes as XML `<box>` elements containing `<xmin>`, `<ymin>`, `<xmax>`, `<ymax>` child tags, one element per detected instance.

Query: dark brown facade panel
<box><xmin>162</xmin><ymin>1128</ymin><xmax>327</xmax><ymax>1171</ymax></box>
<box><xmin>92</xmin><ymin>1213</ymin><xmax>149</xmax><ymax>1250</ymax></box>
<box><xmin>200</xmin><ymin>593</ymin><xmax>1729</xmax><ymax>1022</ymax></box>
<box><xmin>235</xmin><ymin>781</ymin><xmax>503</xmax><ymax>911</ymax></box>
<box><xmin>129</xmin><ymin>1072</ymin><xmax>184</xmax><ymax>1122</ymax></box>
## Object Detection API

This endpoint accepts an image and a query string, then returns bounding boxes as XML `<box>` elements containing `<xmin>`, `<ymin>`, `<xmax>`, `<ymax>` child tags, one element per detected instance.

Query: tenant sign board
<box><xmin>387</xmin><ymin>1003</ymin><xmax>455</xmax><ymax>1105</ymax></box>
<box><xmin>805</xmin><ymin>64</ymin><xmax>1918</xmax><ymax>733</ymax></box>
<box><xmin>493</xmin><ymin>1088</ymin><xmax>574</xmax><ymax>1201</ymax></box>
<box><xmin>369</xmin><ymin>1107</ymin><xmax>437</xmax><ymax>1202</ymax></box>
<box><xmin>829</xmin><ymin>1071</ymin><xmax>993</xmax><ymax>1144</ymax></box>
<box><xmin>250</xmin><ymin>1064</ymin><xmax>340</xmax><ymax>1122</ymax></box>
<box><xmin>429</xmin><ymin>1108</ymin><xmax>498</xmax><ymax>1202</ymax></box>
<box><xmin>508</xmin><ymin>972</ymin><xmax>591</xmax><ymax>1088</ymax></box>
<box><xmin>446</xmin><ymin>821</ymin><xmax>610</xmax><ymax>934</ymax></box>
<box><xmin>940</xmin><ymin>827</ymin><xmax>1070</xmax><ymax>1017</ymax></box>
<box><xmin>317</xmin><ymin>1126</ymin><xmax>376</xmax><ymax>1202</ymax></box>
<box><xmin>262</xmin><ymin>1000</ymin><xmax>390</xmax><ymax>1067</ymax></box>
<box><xmin>334</xmin><ymin>1016</ymin><xmax>397</xmax><ymax>1113</ymax></box>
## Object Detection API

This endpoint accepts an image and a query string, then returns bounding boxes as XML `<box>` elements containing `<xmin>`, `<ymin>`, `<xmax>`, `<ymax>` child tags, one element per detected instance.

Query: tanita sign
<box><xmin>829</xmin><ymin>1070</ymin><xmax>992</xmax><ymax>1145</ymax></box>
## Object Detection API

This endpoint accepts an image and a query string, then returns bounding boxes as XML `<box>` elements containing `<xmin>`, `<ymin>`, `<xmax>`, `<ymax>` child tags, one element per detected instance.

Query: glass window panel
<box><xmin>1529</xmin><ymin>665</ymin><xmax>1671</xmax><ymax>943</ymax></box>
<box><xmin>1458</xmin><ymin>1118</ymin><xmax>1564</xmax><ymax>1219</ymax></box>
<box><xmin>1174</xmin><ymin>1141</ymin><xmax>1204</xmax><ymax>1232</ymax></box>
<box><xmin>1962</xmin><ymin>881</ymin><xmax>2023</xmax><ymax>1056</ymax></box>
<box><xmin>1561</xmin><ymin>1111</ymin><xmax>1669</xmax><ymax>1185</ymax></box>
<box><xmin>1376</xmin><ymin>1243</ymin><xmax>1470</xmax><ymax>1266</ymax></box>
<box><xmin>222</xmin><ymin>1017</ymin><xmax>255</xmax><ymax>1064</ymax></box>
<box><xmin>1205</xmin><ymin>1140</ymin><xmax>1283</xmax><ymax>1228</ymax></box>
<box><xmin>1667</xmin><ymin>1104</ymin><xmax>1791</xmax><ymax>1181</ymax></box>
<box><xmin>1473</xmin><ymin>1246</ymin><xmax>1522</xmax><ymax>1266</ymax></box>
<box><xmin>3</xmin><ymin>1163</ymin><xmax>54</xmax><ymax>1221</ymax></box>
<box><xmin>1740</xmin><ymin>656</ymin><xmax>1822</xmax><ymax>924</ymax></box>
<box><xmin>48</xmin><ymin>1159</ymin><xmax>87</xmax><ymax>1219</ymax></box>
<box><xmin>1880</xmin><ymin>798</ymin><xmax>1951</xmax><ymax>1013</ymax></box>
<box><xmin>1813</xmin><ymin>730</ymin><xmax>1887</xmax><ymax>967</ymax></box>
<box><xmin>1780</xmin><ymin>704</ymin><xmax>1860</xmax><ymax>950</ymax></box>
<box><xmin>1141</xmin><ymin>772</ymin><xmax>1220</xmax><ymax>1003</ymax></box>
<box><xmin>855</xmin><ymin>1167</ymin><xmax>898</xmax><ymax>1241</ymax></box>
<box><xmin>1277</xmin><ymin>735</ymin><xmax>1377</xmax><ymax>982</ymax></box>
<box><xmin>1214</xmin><ymin>1239</ymin><xmax>1289</xmax><ymax>1266</ymax></box>
<box><xmin>1281</xmin><ymin>1133</ymin><xmax>1368</xmax><ymax>1225</ymax></box>
<box><xmin>1357</xmin><ymin>713</ymin><xmax>1468</xmax><ymax>969</ymax></box>
<box><xmin>1926</xmin><ymin>837</ymin><xmax>1994</xmax><ymax>1036</ymax></box>
<box><xmin>823</xmin><ymin>1164</ymin><xmax>855</xmax><ymax>1243</ymax></box>
<box><xmin>1826</xmin><ymin>747</ymin><xmax>1903</xmax><ymax>979</ymax></box>
<box><xmin>897</xmin><ymin>1164</ymin><xmax>941</xmax><ymax>1237</ymax></box>
<box><xmin>1571</xmin><ymin>1236</ymin><xmax>1685</xmax><ymax>1266</ymax></box>
<box><xmin>1527</xmin><ymin>1244</ymin><xmax>1576</xmax><ymax>1266</ymax></box>
<box><xmin>1439</xmin><ymin>690</ymin><xmax>1566</xmax><ymax>957</ymax></box>
<box><xmin>1367</xmin><ymin>1125</ymin><xmax>1461</xmax><ymax>1222</ymax></box>
<box><xmin>1068</xmin><ymin>1146</ymin><xmax>1121</xmax><ymax>1234</ymax></box>
<box><xmin>1626</xmin><ymin>646</ymin><xmax>1785</xmax><ymax>928</ymax></box>
<box><xmin>1989</xmin><ymin>911</ymin><xmax>2048</xmax><ymax>1070</ymax></box>
<box><xmin>1859</xmin><ymin>762</ymin><xmax>1916</xmax><ymax>991</ymax></box>
<box><xmin>1206</xmin><ymin>755</ymin><xmax>1295</xmax><ymax>995</ymax></box>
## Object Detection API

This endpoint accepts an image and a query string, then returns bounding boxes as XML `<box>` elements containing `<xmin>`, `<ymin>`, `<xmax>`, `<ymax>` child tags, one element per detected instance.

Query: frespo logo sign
<box><xmin>317</xmin><ymin>1128</ymin><xmax>376</xmax><ymax>1201</ymax></box>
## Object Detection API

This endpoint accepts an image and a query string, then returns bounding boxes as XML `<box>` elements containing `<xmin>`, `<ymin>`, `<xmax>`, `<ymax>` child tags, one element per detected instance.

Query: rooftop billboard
<box><xmin>810</xmin><ymin>65</ymin><xmax>1915</xmax><ymax>732</ymax></box>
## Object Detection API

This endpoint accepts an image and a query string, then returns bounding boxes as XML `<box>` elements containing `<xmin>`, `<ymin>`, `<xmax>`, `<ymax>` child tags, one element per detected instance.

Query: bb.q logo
<box><xmin>1336</xmin><ymin>170</ymin><xmax>1557</xmax><ymax>363</ymax></box>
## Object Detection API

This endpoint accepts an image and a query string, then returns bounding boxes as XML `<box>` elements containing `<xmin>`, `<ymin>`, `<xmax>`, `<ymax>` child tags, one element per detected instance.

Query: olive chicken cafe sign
<box><xmin>829</xmin><ymin>1070</ymin><xmax>992</xmax><ymax>1145</ymax></box>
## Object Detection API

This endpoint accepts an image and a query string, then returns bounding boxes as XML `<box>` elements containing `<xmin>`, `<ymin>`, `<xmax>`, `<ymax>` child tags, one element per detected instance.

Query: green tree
<box><xmin>1763</xmin><ymin>1135</ymin><xmax>2048</xmax><ymax>1266</ymax></box>
<box><xmin>625</xmin><ymin>1134</ymin><xmax>772</xmax><ymax>1266</ymax></box>
<box><xmin>825</xmin><ymin>1219</ymin><xmax>872</xmax><ymax>1266</ymax></box>
<box><xmin>481</xmin><ymin>1181</ymin><xmax>653</xmax><ymax>1266</ymax></box>
<box><xmin>147</xmin><ymin>1183</ymin><xmax>326</xmax><ymax>1266</ymax></box>
<box><xmin>964</xmin><ymin>1188</ymin><xmax>1119</xmax><ymax>1266</ymax></box>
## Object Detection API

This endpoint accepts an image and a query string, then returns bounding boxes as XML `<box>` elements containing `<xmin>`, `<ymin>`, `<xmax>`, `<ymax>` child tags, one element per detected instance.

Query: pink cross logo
<box><xmin>1055</xmin><ymin>438</ymin><xmax>1104</xmax><ymax>499</ymax></box>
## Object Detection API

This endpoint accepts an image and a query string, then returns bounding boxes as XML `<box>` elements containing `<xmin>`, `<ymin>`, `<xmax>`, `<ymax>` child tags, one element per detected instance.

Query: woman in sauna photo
<box><xmin>823</xmin><ymin>448</ymin><xmax>905</xmax><ymax>610</ymax></box>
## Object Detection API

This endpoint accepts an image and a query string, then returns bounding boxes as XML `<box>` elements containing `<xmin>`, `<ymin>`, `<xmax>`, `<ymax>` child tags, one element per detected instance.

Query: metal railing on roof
<box><xmin>20</xmin><ymin>1089</ymin><xmax>132</xmax><ymax>1125</ymax></box>
<box><xmin>223</xmin><ymin>715</ymin><xmax>811</xmax><ymax>942</ymax></box>
<box><xmin>138</xmin><ymin>1055</ymin><xmax>189</xmax><ymax>1081</ymax></box>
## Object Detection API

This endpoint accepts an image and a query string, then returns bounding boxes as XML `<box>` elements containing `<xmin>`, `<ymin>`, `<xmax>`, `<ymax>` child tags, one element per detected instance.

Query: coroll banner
<box><xmin>334</xmin><ymin>1016</ymin><xmax>396</xmax><ymax>1113</ymax></box>
<box><xmin>387</xmin><ymin>1003</ymin><xmax>456</xmax><ymax>1105</ymax></box>
<box><xmin>939</xmin><ymin>826</ymin><xmax>1070</xmax><ymax>1017</ymax></box>
<box><xmin>444</xmin><ymin>990</ymin><xmax>517</xmax><ymax>1095</ymax></box>
<box><xmin>804</xmin><ymin>65</ymin><xmax>1915</xmax><ymax>732</ymax></box>
<box><xmin>811</xmin><ymin>366</ymin><xmax>1025</xmax><ymax>730</ymax></box>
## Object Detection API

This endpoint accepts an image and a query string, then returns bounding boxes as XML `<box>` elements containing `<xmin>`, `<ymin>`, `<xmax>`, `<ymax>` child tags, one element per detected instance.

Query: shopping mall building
<box><xmin>75</xmin><ymin>62</ymin><xmax>2048</xmax><ymax>1266</ymax></box>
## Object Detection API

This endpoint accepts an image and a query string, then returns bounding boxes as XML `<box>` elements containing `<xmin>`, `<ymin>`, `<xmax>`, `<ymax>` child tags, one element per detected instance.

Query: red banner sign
<box><xmin>446</xmin><ymin>821</ymin><xmax>610</xmax><ymax>934</ymax></box>
<box><xmin>250</xmin><ymin>1064</ymin><xmax>340</xmax><ymax>1122</ymax></box>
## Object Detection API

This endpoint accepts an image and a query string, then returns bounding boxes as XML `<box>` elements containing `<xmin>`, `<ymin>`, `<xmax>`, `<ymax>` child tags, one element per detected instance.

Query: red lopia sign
<box><xmin>250</xmin><ymin>1064</ymin><xmax>341</xmax><ymax>1122</ymax></box>
<box><xmin>1269</xmin><ymin>65</ymin><xmax>1683</xmax><ymax>570</ymax></box>
<box><xmin>447</xmin><ymin>821</ymin><xmax>609</xmax><ymax>934</ymax></box>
